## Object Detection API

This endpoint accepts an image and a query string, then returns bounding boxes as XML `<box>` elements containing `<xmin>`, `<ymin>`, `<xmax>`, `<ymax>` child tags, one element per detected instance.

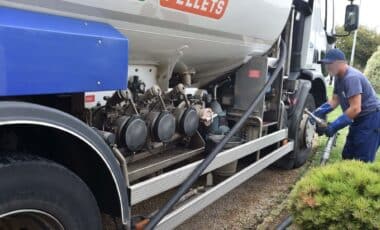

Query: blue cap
<box><xmin>318</xmin><ymin>48</ymin><xmax>346</xmax><ymax>64</ymax></box>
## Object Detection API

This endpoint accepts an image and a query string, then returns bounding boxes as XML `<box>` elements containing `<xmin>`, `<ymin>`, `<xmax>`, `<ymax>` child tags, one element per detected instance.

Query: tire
<box><xmin>0</xmin><ymin>154</ymin><xmax>102</xmax><ymax>230</ymax></box>
<box><xmin>275</xmin><ymin>93</ymin><xmax>316</xmax><ymax>169</ymax></box>
<box><xmin>293</xmin><ymin>94</ymin><xmax>316</xmax><ymax>168</ymax></box>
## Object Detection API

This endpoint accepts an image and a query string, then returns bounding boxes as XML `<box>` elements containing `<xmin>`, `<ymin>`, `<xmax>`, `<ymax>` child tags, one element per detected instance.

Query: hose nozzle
<box><xmin>304</xmin><ymin>109</ymin><xmax>328</xmax><ymax>128</ymax></box>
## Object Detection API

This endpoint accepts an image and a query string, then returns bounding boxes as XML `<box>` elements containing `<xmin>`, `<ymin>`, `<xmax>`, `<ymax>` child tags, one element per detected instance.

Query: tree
<box><xmin>335</xmin><ymin>26</ymin><xmax>380</xmax><ymax>71</ymax></box>
<box><xmin>364</xmin><ymin>46</ymin><xmax>380</xmax><ymax>92</ymax></box>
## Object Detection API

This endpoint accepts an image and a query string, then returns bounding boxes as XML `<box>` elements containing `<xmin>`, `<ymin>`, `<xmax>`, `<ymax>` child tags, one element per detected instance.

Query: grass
<box><xmin>311</xmin><ymin>85</ymin><xmax>380</xmax><ymax>164</ymax></box>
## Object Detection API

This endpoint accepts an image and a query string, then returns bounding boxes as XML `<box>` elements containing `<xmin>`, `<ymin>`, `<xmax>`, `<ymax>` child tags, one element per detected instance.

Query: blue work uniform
<box><xmin>333</xmin><ymin>66</ymin><xmax>380</xmax><ymax>162</ymax></box>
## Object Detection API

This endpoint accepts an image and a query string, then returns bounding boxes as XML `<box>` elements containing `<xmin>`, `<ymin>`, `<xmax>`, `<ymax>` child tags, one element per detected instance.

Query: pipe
<box><xmin>144</xmin><ymin>40</ymin><xmax>287</xmax><ymax>229</ymax></box>
<box><xmin>112</xmin><ymin>145</ymin><xmax>130</xmax><ymax>187</ymax></box>
<box><xmin>252</xmin><ymin>116</ymin><xmax>263</xmax><ymax>161</ymax></box>
<box><xmin>304</xmin><ymin>109</ymin><xmax>328</xmax><ymax>127</ymax></box>
<box><xmin>275</xmin><ymin>215</ymin><xmax>293</xmax><ymax>230</ymax></box>
<box><xmin>320</xmin><ymin>133</ymin><xmax>337</xmax><ymax>165</ymax></box>
<box><xmin>213</xmin><ymin>77</ymin><xmax>231</xmax><ymax>100</ymax></box>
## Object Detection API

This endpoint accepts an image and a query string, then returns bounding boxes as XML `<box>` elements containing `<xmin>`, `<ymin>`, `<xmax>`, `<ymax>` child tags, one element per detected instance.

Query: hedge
<box><xmin>365</xmin><ymin>46</ymin><xmax>380</xmax><ymax>93</ymax></box>
<box><xmin>288</xmin><ymin>160</ymin><xmax>380</xmax><ymax>229</ymax></box>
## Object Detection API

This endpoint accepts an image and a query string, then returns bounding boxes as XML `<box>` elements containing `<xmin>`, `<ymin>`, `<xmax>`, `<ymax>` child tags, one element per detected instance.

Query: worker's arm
<box><xmin>324</xmin><ymin>77</ymin><xmax>363</xmax><ymax>137</ymax></box>
<box><xmin>345</xmin><ymin>94</ymin><xmax>362</xmax><ymax>119</ymax></box>
<box><xmin>327</xmin><ymin>94</ymin><xmax>340</xmax><ymax>109</ymax></box>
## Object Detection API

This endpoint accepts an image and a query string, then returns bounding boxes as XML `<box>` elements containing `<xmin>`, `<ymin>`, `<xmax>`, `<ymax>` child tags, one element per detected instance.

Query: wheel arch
<box><xmin>0</xmin><ymin>101</ymin><xmax>129</xmax><ymax>226</ymax></box>
<box><xmin>276</xmin><ymin>78</ymin><xmax>316</xmax><ymax>169</ymax></box>
<box><xmin>299</xmin><ymin>69</ymin><xmax>328</xmax><ymax>107</ymax></box>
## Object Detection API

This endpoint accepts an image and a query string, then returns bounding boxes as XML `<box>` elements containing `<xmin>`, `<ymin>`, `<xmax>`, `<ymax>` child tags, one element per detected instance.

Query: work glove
<box><xmin>316</xmin><ymin>124</ymin><xmax>327</xmax><ymax>136</ymax></box>
<box><xmin>324</xmin><ymin>113</ymin><xmax>353</xmax><ymax>137</ymax></box>
<box><xmin>309</xmin><ymin>102</ymin><xmax>333</xmax><ymax>125</ymax></box>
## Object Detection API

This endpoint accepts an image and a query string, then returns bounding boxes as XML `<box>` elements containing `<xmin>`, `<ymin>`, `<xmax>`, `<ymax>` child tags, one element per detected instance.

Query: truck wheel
<box><xmin>0</xmin><ymin>154</ymin><xmax>102</xmax><ymax>230</ymax></box>
<box><xmin>275</xmin><ymin>93</ymin><xmax>316</xmax><ymax>169</ymax></box>
<box><xmin>292</xmin><ymin>94</ymin><xmax>316</xmax><ymax>168</ymax></box>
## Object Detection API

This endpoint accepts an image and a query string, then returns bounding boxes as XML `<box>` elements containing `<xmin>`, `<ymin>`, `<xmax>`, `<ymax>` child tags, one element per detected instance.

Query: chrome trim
<box><xmin>156</xmin><ymin>141</ymin><xmax>294</xmax><ymax>229</ymax></box>
<box><xmin>130</xmin><ymin>129</ymin><xmax>288</xmax><ymax>205</ymax></box>
<box><xmin>0</xmin><ymin>209</ymin><xmax>65</xmax><ymax>229</ymax></box>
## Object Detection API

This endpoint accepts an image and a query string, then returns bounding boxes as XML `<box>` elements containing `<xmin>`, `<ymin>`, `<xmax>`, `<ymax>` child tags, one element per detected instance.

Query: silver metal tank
<box><xmin>0</xmin><ymin>0</ymin><xmax>292</xmax><ymax>85</ymax></box>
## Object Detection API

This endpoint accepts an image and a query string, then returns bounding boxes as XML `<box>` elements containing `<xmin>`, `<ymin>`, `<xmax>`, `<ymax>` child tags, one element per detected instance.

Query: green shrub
<box><xmin>365</xmin><ymin>46</ymin><xmax>380</xmax><ymax>93</ymax></box>
<box><xmin>288</xmin><ymin>160</ymin><xmax>380</xmax><ymax>229</ymax></box>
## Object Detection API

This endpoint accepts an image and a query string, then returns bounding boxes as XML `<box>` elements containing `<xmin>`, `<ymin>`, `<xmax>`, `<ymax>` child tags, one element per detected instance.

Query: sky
<box><xmin>334</xmin><ymin>0</ymin><xmax>380</xmax><ymax>33</ymax></box>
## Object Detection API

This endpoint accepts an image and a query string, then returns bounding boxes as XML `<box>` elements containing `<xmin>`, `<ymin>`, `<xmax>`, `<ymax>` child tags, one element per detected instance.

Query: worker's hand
<box><xmin>324</xmin><ymin>114</ymin><xmax>353</xmax><ymax>137</ymax></box>
<box><xmin>324</xmin><ymin>125</ymin><xmax>336</xmax><ymax>137</ymax></box>
<box><xmin>309</xmin><ymin>102</ymin><xmax>333</xmax><ymax>125</ymax></box>
<box><xmin>316</xmin><ymin>124</ymin><xmax>327</xmax><ymax>136</ymax></box>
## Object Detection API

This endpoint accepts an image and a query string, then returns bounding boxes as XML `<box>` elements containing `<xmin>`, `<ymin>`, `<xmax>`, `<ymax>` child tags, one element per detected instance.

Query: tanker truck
<box><xmin>0</xmin><ymin>0</ymin><xmax>359</xmax><ymax>229</ymax></box>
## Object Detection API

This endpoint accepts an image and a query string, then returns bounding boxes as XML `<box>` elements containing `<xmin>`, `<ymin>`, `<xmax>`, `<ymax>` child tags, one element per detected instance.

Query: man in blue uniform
<box><xmin>311</xmin><ymin>48</ymin><xmax>380</xmax><ymax>162</ymax></box>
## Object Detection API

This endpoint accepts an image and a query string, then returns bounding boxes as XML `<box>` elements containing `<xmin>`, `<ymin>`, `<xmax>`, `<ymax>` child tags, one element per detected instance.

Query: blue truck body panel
<box><xmin>0</xmin><ymin>7</ymin><xmax>128</xmax><ymax>96</ymax></box>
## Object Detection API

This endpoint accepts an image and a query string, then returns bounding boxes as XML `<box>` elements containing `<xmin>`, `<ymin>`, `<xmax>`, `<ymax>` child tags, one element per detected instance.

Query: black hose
<box><xmin>275</xmin><ymin>215</ymin><xmax>293</xmax><ymax>230</ymax></box>
<box><xmin>145</xmin><ymin>40</ymin><xmax>287</xmax><ymax>229</ymax></box>
<box><xmin>275</xmin><ymin>130</ymin><xmax>337</xmax><ymax>229</ymax></box>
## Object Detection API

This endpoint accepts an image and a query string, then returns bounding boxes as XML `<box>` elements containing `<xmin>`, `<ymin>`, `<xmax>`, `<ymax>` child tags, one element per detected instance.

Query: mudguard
<box><xmin>0</xmin><ymin>101</ymin><xmax>130</xmax><ymax>226</ymax></box>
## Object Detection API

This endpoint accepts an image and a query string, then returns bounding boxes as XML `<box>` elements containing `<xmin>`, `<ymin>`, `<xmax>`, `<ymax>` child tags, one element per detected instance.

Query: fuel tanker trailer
<box><xmin>0</xmin><ymin>0</ymin><xmax>359</xmax><ymax>229</ymax></box>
